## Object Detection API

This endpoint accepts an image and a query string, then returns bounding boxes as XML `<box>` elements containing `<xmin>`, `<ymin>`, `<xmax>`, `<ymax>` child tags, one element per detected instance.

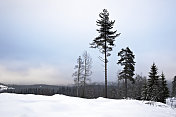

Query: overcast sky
<box><xmin>0</xmin><ymin>0</ymin><xmax>176</xmax><ymax>85</ymax></box>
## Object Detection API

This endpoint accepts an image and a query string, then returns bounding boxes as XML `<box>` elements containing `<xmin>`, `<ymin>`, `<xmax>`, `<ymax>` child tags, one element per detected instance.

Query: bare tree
<box><xmin>82</xmin><ymin>51</ymin><xmax>92</xmax><ymax>97</ymax></box>
<box><xmin>72</xmin><ymin>56</ymin><xmax>84</xmax><ymax>97</ymax></box>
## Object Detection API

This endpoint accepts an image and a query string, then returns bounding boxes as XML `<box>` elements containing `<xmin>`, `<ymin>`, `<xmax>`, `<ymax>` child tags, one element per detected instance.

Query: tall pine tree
<box><xmin>147</xmin><ymin>63</ymin><xmax>160</xmax><ymax>101</ymax></box>
<box><xmin>90</xmin><ymin>9</ymin><xmax>120</xmax><ymax>98</ymax></box>
<box><xmin>158</xmin><ymin>72</ymin><xmax>169</xmax><ymax>103</ymax></box>
<box><xmin>117</xmin><ymin>47</ymin><xmax>135</xmax><ymax>98</ymax></box>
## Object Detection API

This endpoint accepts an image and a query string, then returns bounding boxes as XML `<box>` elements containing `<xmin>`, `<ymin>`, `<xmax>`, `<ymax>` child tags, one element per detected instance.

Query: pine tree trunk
<box><xmin>105</xmin><ymin>55</ymin><xmax>107</xmax><ymax>98</ymax></box>
<box><xmin>105</xmin><ymin>36</ymin><xmax>107</xmax><ymax>98</ymax></box>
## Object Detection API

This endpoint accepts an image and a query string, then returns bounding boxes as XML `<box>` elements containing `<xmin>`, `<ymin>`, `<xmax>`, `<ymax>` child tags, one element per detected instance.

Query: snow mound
<box><xmin>0</xmin><ymin>85</ymin><xmax>14</xmax><ymax>92</ymax></box>
<box><xmin>0</xmin><ymin>93</ymin><xmax>175</xmax><ymax>117</ymax></box>
<box><xmin>0</xmin><ymin>85</ymin><xmax>8</xmax><ymax>91</ymax></box>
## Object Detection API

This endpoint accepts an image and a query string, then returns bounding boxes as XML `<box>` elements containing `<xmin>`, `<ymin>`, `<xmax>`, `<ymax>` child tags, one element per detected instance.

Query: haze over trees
<box><xmin>90</xmin><ymin>9</ymin><xmax>120</xmax><ymax>98</ymax></box>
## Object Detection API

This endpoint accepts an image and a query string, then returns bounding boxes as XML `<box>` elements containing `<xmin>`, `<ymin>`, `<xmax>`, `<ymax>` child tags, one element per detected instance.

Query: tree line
<box><xmin>1</xmin><ymin>72</ymin><xmax>175</xmax><ymax>103</ymax></box>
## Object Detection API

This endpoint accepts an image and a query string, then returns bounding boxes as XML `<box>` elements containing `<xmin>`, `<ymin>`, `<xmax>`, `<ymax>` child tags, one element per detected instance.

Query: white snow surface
<box><xmin>0</xmin><ymin>93</ymin><xmax>175</xmax><ymax>117</ymax></box>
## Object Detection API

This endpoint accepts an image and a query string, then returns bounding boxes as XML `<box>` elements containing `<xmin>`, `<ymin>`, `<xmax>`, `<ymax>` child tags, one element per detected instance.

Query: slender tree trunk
<box><xmin>105</xmin><ymin>54</ymin><xmax>107</xmax><ymax>98</ymax></box>
<box><xmin>77</xmin><ymin>58</ymin><xmax>81</xmax><ymax>97</ymax></box>
<box><xmin>83</xmin><ymin>59</ymin><xmax>87</xmax><ymax>98</ymax></box>
<box><xmin>77</xmin><ymin>72</ymin><xmax>80</xmax><ymax>97</ymax></box>
<box><xmin>104</xmin><ymin>35</ymin><xmax>107</xmax><ymax>98</ymax></box>
<box><xmin>104</xmin><ymin>19</ymin><xmax>108</xmax><ymax>98</ymax></box>
<box><xmin>83</xmin><ymin>76</ymin><xmax>86</xmax><ymax>97</ymax></box>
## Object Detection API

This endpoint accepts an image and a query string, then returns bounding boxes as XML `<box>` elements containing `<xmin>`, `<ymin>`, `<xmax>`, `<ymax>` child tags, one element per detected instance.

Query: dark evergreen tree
<box><xmin>158</xmin><ymin>72</ymin><xmax>169</xmax><ymax>103</ymax></box>
<box><xmin>72</xmin><ymin>56</ymin><xmax>84</xmax><ymax>97</ymax></box>
<box><xmin>172</xmin><ymin>76</ymin><xmax>176</xmax><ymax>97</ymax></box>
<box><xmin>90</xmin><ymin>9</ymin><xmax>120</xmax><ymax>98</ymax></box>
<box><xmin>147</xmin><ymin>63</ymin><xmax>160</xmax><ymax>101</ymax></box>
<box><xmin>117</xmin><ymin>47</ymin><xmax>135</xmax><ymax>98</ymax></box>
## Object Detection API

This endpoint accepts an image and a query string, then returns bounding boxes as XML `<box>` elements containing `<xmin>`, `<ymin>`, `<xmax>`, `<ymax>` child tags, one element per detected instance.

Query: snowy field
<box><xmin>0</xmin><ymin>93</ymin><xmax>175</xmax><ymax>117</ymax></box>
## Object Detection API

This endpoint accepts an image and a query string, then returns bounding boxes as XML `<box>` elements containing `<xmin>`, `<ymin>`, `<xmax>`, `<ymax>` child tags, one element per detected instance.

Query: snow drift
<box><xmin>0</xmin><ymin>85</ymin><xmax>14</xmax><ymax>92</ymax></box>
<box><xmin>0</xmin><ymin>93</ymin><xmax>175</xmax><ymax>117</ymax></box>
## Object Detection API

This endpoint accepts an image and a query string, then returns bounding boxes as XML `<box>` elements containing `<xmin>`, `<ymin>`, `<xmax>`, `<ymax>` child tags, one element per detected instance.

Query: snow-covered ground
<box><xmin>0</xmin><ymin>93</ymin><xmax>175</xmax><ymax>117</ymax></box>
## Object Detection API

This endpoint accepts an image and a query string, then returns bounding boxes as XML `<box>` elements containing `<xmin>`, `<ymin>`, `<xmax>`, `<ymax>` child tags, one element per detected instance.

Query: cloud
<box><xmin>0</xmin><ymin>63</ymin><xmax>72</xmax><ymax>85</ymax></box>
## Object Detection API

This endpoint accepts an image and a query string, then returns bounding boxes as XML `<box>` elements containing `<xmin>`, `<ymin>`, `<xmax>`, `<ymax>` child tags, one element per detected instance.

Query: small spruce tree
<box><xmin>147</xmin><ymin>63</ymin><xmax>160</xmax><ymax>101</ymax></box>
<box><xmin>158</xmin><ymin>72</ymin><xmax>169</xmax><ymax>103</ymax></box>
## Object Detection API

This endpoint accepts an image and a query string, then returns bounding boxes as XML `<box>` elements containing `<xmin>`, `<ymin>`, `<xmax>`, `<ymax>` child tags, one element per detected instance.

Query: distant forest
<box><xmin>0</xmin><ymin>76</ymin><xmax>174</xmax><ymax>100</ymax></box>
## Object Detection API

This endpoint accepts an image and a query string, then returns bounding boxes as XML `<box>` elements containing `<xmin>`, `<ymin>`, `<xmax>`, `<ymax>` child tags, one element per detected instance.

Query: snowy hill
<box><xmin>0</xmin><ymin>93</ymin><xmax>175</xmax><ymax>117</ymax></box>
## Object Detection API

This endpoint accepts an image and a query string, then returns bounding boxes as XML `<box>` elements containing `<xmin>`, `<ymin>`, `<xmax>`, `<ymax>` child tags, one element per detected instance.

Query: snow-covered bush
<box><xmin>166</xmin><ymin>97</ymin><xmax>176</xmax><ymax>108</ymax></box>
